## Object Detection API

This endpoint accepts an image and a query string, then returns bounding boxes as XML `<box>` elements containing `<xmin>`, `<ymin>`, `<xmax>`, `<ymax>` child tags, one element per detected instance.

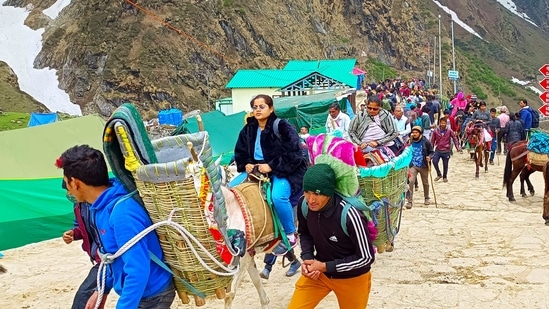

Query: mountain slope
<box><xmin>4</xmin><ymin>0</ymin><xmax>549</xmax><ymax>116</ymax></box>
<box><xmin>0</xmin><ymin>61</ymin><xmax>47</xmax><ymax>113</ymax></box>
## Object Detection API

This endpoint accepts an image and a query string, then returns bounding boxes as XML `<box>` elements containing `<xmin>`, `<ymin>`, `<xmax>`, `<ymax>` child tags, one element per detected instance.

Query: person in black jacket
<box><xmin>288</xmin><ymin>164</ymin><xmax>375</xmax><ymax>309</ymax></box>
<box><xmin>234</xmin><ymin>94</ymin><xmax>307</xmax><ymax>256</ymax></box>
<box><xmin>502</xmin><ymin>113</ymin><xmax>526</xmax><ymax>151</ymax></box>
<box><xmin>407</xmin><ymin>126</ymin><xmax>434</xmax><ymax>209</ymax></box>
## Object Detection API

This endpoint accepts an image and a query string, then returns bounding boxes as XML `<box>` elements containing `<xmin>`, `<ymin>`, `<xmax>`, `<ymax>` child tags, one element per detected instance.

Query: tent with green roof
<box><xmin>0</xmin><ymin>115</ymin><xmax>107</xmax><ymax>250</ymax></box>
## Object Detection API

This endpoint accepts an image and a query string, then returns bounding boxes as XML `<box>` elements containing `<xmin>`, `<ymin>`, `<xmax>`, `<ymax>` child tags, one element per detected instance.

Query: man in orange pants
<box><xmin>288</xmin><ymin>164</ymin><xmax>375</xmax><ymax>309</ymax></box>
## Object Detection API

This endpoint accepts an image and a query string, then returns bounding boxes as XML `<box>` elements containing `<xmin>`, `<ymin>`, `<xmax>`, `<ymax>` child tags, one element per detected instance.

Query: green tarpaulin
<box><xmin>0</xmin><ymin>115</ymin><xmax>107</xmax><ymax>250</ymax></box>
<box><xmin>274</xmin><ymin>90</ymin><xmax>345</xmax><ymax>131</ymax></box>
<box><xmin>184</xmin><ymin>111</ymin><xmax>248</xmax><ymax>165</ymax></box>
<box><xmin>182</xmin><ymin>91</ymin><xmax>343</xmax><ymax>164</ymax></box>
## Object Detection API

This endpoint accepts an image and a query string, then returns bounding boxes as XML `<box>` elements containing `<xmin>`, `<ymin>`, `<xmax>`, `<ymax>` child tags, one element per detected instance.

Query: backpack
<box><xmin>272</xmin><ymin>118</ymin><xmax>282</xmax><ymax>138</ymax></box>
<box><xmin>382</xmin><ymin>98</ymin><xmax>392</xmax><ymax>111</ymax></box>
<box><xmin>273</xmin><ymin>118</ymin><xmax>308</xmax><ymax>160</ymax></box>
<box><xmin>300</xmin><ymin>193</ymin><xmax>374</xmax><ymax>237</ymax></box>
<box><xmin>530</xmin><ymin>108</ymin><xmax>540</xmax><ymax>128</ymax></box>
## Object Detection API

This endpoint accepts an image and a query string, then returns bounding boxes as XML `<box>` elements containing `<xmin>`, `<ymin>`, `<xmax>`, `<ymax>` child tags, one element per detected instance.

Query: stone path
<box><xmin>1</xmin><ymin>153</ymin><xmax>548</xmax><ymax>308</ymax></box>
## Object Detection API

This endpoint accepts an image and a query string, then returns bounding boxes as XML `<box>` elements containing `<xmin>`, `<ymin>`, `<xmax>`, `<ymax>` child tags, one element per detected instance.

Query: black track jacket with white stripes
<box><xmin>297</xmin><ymin>195</ymin><xmax>375</xmax><ymax>279</ymax></box>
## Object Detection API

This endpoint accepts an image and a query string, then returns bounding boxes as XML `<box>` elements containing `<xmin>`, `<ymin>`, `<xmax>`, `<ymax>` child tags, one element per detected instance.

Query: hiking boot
<box><xmin>272</xmin><ymin>238</ymin><xmax>297</xmax><ymax>256</ymax></box>
<box><xmin>443</xmin><ymin>178</ymin><xmax>448</xmax><ymax>183</ymax></box>
<box><xmin>259</xmin><ymin>268</ymin><xmax>270</xmax><ymax>280</ymax></box>
<box><xmin>424</xmin><ymin>198</ymin><xmax>431</xmax><ymax>205</ymax></box>
<box><xmin>285</xmin><ymin>260</ymin><xmax>301</xmax><ymax>277</ymax></box>
<box><xmin>434</xmin><ymin>176</ymin><xmax>442</xmax><ymax>181</ymax></box>
<box><xmin>406</xmin><ymin>201</ymin><xmax>413</xmax><ymax>209</ymax></box>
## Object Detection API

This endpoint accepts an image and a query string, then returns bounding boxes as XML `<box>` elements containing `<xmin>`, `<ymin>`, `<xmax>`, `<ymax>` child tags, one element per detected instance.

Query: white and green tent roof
<box><xmin>0</xmin><ymin>115</ymin><xmax>106</xmax><ymax>250</ymax></box>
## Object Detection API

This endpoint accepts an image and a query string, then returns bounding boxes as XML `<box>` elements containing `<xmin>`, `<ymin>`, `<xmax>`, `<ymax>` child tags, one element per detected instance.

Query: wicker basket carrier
<box><xmin>134</xmin><ymin>172</ymin><xmax>232</xmax><ymax>305</ymax></box>
<box><xmin>114</xmin><ymin>124</ymin><xmax>233</xmax><ymax>306</ymax></box>
<box><xmin>357</xmin><ymin>147</ymin><xmax>411</xmax><ymax>253</ymax></box>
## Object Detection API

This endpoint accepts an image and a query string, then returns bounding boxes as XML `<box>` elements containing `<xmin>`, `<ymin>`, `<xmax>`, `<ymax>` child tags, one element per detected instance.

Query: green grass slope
<box><xmin>0</xmin><ymin>61</ymin><xmax>48</xmax><ymax>113</ymax></box>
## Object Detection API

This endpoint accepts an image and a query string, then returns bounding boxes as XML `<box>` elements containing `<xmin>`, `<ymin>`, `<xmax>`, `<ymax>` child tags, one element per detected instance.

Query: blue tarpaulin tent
<box><xmin>27</xmin><ymin>112</ymin><xmax>59</xmax><ymax>127</ymax></box>
<box><xmin>158</xmin><ymin>109</ymin><xmax>183</xmax><ymax>126</ymax></box>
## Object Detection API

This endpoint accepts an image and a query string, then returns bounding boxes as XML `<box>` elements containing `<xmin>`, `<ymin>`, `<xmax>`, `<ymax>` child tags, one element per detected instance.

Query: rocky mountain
<box><xmin>3</xmin><ymin>0</ymin><xmax>549</xmax><ymax>117</ymax></box>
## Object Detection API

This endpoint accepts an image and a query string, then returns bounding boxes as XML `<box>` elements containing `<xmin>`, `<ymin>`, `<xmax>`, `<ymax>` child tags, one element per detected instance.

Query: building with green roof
<box><xmin>225</xmin><ymin>59</ymin><xmax>359</xmax><ymax>114</ymax></box>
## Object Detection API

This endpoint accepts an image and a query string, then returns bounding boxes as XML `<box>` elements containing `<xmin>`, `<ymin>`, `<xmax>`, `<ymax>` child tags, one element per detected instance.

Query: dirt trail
<box><xmin>1</xmin><ymin>152</ymin><xmax>548</xmax><ymax>308</ymax></box>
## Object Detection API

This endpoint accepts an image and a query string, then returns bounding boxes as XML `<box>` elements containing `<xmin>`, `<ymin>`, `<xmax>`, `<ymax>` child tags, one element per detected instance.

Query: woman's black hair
<box><xmin>250</xmin><ymin>94</ymin><xmax>274</xmax><ymax>109</ymax></box>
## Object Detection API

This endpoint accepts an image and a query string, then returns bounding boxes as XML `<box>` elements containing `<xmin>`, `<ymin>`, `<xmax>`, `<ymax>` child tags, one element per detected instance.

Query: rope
<box><xmin>94</xmin><ymin>208</ymin><xmax>239</xmax><ymax>309</ymax></box>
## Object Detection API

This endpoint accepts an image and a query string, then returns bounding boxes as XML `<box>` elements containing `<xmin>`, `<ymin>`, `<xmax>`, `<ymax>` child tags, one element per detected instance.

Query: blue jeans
<box><xmin>271</xmin><ymin>176</ymin><xmax>296</xmax><ymax>235</ymax></box>
<box><xmin>432</xmin><ymin>151</ymin><xmax>450</xmax><ymax>178</ymax></box>
<box><xmin>72</xmin><ymin>264</ymin><xmax>99</xmax><ymax>309</ymax></box>
<box><xmin>489</xmin><ymin>138</ymin><xmax>497</xmax><ymax>161</ymax></box>
<box><xmin>138</xmin><ymin>282</ymin><xmax>175</xmax><ymax>309</ymax></box>
<box><xmin>263</xmin><ymin>250</ymin><xmax>297</xmax><ymax>271</ymax></box>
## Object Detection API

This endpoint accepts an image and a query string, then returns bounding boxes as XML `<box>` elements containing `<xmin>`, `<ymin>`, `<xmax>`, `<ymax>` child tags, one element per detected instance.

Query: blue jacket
<box><xmin>519</xmin><ymin>107</ymin><xmax>533</xmax><ymax>130</ymax></box>
<box><xmin>90</xmin><ymin>180</ymin><xmax>172</xmax><ymax>308</ymax></box>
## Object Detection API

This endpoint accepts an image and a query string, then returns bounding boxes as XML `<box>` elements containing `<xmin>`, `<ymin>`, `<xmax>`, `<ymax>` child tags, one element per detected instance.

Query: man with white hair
<box><xmin>393</xmin><ymin>106</ymin><xmax>411</xmax><ymax>144</ymax></box>
<box><xmin>497</xmin><ymin>106</ymin><xmax>510</xmax><ymax>154</ymax></box>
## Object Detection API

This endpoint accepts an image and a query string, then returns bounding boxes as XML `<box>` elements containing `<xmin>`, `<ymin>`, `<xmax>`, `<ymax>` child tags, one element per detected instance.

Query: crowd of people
<box><xmin>56</xmin><ymin>82</ymin><xmax>540</xmax><ymax>308</ymax></box>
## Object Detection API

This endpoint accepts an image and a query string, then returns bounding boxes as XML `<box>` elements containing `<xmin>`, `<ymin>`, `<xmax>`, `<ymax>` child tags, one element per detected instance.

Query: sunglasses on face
<box><xmin>367</xmin><ymin>106</ymin><xmax>380</xmax><ymax>111</ymax></box>
<box><xmin>252</xmin><ymin>104</ymin><xmax>268</xmax><ymax>110</ymax></box>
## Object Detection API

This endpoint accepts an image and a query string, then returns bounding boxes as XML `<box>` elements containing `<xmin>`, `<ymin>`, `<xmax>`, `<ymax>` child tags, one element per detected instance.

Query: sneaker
<box><xmin>272</xmin><ymin>238</ymin><xmax>297</xmax><ymax>256</ymax></box>
<box><xmin>434</xmin><ymin>176</ymin><xmax>442</xmax><ymax>181</ymax></box>
<box><xmin>406</xmin><ymin>201</ymin><xmax>413</xmax><ymax>209</ymax></box>
<box><xmin>285</xmin><ymin>260</ymin><xmax>301</xmax><ymax>277</ymax></box>
<box><xmin>443</xmin><ymin>178</ymin><xmax>448</xmax><ymax>183</ymax></box>
<box><xmin>259</xmin><ymin>268</ymin><xmax>270</xmax><ymax>280</ymax></box>
<box><xmin>424</xmin><ymin>198</ymin><xmax>431</xmax><ymax>205</ymax></box>
<box><xmin>490</xmin><ymin>160</ymin><xmax>494</xmax><ymax>165</ymax></box>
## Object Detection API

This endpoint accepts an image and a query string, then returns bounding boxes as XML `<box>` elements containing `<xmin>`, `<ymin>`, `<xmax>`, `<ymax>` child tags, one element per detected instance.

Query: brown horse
<box><xmin>502</xmin><ymin>141</ymin><xmax>542</xmax><ymax>202</ymax></box>
<box><xmin>469</xmin><ymin>126</ymin><xmax>489</xmax><ymax>178</ymax></box>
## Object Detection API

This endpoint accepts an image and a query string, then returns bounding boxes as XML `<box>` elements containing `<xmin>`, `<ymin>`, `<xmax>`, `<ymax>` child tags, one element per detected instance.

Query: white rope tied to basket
<box><xmin>94</xmin><ymin>208</ymin><xmax>239</xmax><ymax>309</ymax></box>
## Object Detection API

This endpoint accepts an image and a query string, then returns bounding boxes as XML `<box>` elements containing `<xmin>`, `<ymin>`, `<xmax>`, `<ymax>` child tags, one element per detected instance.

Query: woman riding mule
<box><xmin>234</xmin><ymin>94</ymin><xmax>308</xmax><ymax>256</ymax></box>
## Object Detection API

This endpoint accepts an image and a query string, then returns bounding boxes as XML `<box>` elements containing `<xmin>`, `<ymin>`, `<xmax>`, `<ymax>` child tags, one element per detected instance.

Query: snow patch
<box><xmin>510</xmin><ymin>77</ymin><xmax>543</xmax><ymax>95</ymax></box>
<box><xmin>526</xmin><ymin>86</ymin><xmax>543</xmax><ymax>95</ymax></box>
<box><xmin>511</xmin><ymin>76</ymin><xmax>529</xmax><ymax>86</ymax></box>
<box><xmin>495</xmin><ymin>0</ymin><xmax>538</xmax><ymax>27</ymax></box>
<box><xmin>0</xmin><ymin>0</ymin><xmax>81</xmax><ymax>115</ymax></box>
<box><xmin>43</xmin><ymin>0</ymin><xmax>71</xmax><ymax>19</ymax></box>
<box><xmin>432</xmin><ymin>1</ymin><xmax>484</xmax><ymax>40</ymax></box>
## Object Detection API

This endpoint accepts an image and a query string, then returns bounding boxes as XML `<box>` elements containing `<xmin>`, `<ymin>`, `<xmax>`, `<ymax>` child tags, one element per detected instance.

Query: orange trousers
<box><xmin>287</xmin><ymin>271</ymin><xmax>372</xmax><ymax>309</ymax></box>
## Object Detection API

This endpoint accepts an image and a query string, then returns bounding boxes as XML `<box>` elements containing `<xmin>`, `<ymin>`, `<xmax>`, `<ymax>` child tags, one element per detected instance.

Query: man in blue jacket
<box><xmin>518</xmin><ymin>99</ymin><xmax>532</xmax><ymax>135</ymax></box>
<box><xmin>407</xmin><ymin>126</ymin><xmax>434</xmax><ymax>209</ymax></box>
<box><xmin>57</xmin><ymin>145</ymin><xmax>174</xmax><ymax>309</ymax></box>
